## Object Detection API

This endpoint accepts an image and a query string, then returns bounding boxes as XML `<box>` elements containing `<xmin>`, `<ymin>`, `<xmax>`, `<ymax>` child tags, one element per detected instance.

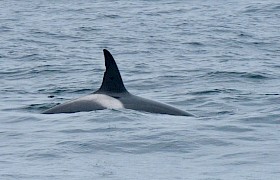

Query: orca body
<box><xmin>43</xmin><ymin>49</ymin><xmax>192</xmax><ymax>116</ymax></box>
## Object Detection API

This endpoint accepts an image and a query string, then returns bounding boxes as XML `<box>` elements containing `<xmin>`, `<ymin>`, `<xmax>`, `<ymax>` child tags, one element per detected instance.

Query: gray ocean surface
<box><xmin>1</xmin><ymin>0</ymin><xmax>280</xmax><ymax>179</ymax></box>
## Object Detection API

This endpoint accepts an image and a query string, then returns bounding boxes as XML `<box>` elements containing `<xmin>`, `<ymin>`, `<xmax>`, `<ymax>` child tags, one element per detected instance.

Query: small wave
<box><xmin>207</xmin><ymin>71</ymin><xmax>270</xmax><ymax>80</ymax></box>
<box><xmin>189</xmin><ymin>88</ymin><xmax>240</xmax><ymax>95</ymax></box>
<box><xmin>183</xmin><ymin>41</ymin><xmax>204</xmax><ymax>46</ymax></box>
<box><xmin>16</xmin><ymin>38</ymin><xmax>55</xmax><ymax>46</ymax></box>
<box><xmin>197</xmin><ymin>138</ymin><xmax>233</xmax><ymax>146</ymax></box>
<box><xmin>63</xmin><ymin>140</ymin><xmax>196</xmax><ymax>154</ymax></box>
<box><xmin>242</xmin><ymin>5</ymin><xmax>261</xmax><ymax>13</ymax></box>
<box><xmin>216</xmin><ymin>110</ymin><xmax>235</xmax><ymax>115</ymax></box>
<box><xmin>25</xmin><ymin>152</ymin><xmax>63</xmax><ymax>159</ymax></box>
<box><xmin>264</xmin><ymin>93</ymin><xmax>280</xmax><ymax>96</ymax></box>
<box><xmin>78</xmin><ymin>26</ymin><xmax>101</xmax><ymax>32</ymax></box>
<box><xmin>242</xmin><ymin>73</ymin><xmax>268</xmax><ymax>79</ymax></box>
<box><xmin>273</xmin><ymin>5</ymin><xmax>280</xmax><ymax>10</ymax></box>
<box><xmin>32</xmin><ymin>30</ymin><xmax>80</xmax><ymax>40</ymax></box>
<box><xmin>238</xmin><ymin>32</ymin><xmax>254</xmax><ymax>38</ymax></box>
<box><xmin>43</xmin><ymin>87</ymin><xmax>93</xmax><ymax>96</ymax></box>
<box><xmin>0</xmin><ymin>25</ymin><xmax>12</xmax><ymax>32</ymax></box>
<box><xmin>72</xmin><ymin>88</ymin><xmax>93</xmax><ymax>94</ymax></box>
<box><xmin>20</xmin><ymin>53</ymin><xmax>39</xmax><ymax>60</ymax></box>
<box><xmin>17</xmin><ymin>103</ymin><xmax>57</xmax><ymax>113</ymax></box>
<box><xmin>241</xmin><ymin>114</ymin><xmax>280</xmax><ymax>124</ymax></box>
<box><xmin>215</xmin><ymin>125</ymin><xmax>253</xmax><ymax>132</ymax></box>
<box><xmin>27</xmin><ymin>69</ymin><xmax>65</xmax><ymax>76</ymax></box>
<box><xmin>98</xmin><ymin>14</ymin><xmax>121</xmax><ymax>19</ymax></box>
<box><xmin>59</xmin><ymin>127</ymin><xmax>134</xmax><ymax>134</ymax></box>
<box><xmin>105</xmin><ymin>14</ymin><xmax>121</xmax><ymax>18</ymax></box>
<box><xmin>242</xmin><ymin>3</ymin><xmax>280</xmax><ymax>14</ymax></box>
<box><xmin>3</xmin><ymin>116</ymin><xmax>40</xmax><ymax>123</ymax></box>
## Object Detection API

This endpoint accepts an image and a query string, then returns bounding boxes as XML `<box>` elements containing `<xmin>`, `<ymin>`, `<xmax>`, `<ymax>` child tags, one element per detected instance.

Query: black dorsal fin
<box><xmin>97</xmin><ymin>49</ymin><xmax>128</xmax><ymax>93</ymax></box>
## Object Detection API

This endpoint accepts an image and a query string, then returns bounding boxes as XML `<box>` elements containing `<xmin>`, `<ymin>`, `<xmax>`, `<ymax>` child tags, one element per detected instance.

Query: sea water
<box><xmin>1</xmin><ymin>0</ymin><xmax>280</xmax><ymax>179</ymax></box>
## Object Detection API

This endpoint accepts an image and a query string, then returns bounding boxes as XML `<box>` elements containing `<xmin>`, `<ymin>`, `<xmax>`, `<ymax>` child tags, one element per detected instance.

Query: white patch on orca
<box><xmin>79</xmin><ymin>94</ymin><xmax>124</xmax><ymax>109</ymax></box>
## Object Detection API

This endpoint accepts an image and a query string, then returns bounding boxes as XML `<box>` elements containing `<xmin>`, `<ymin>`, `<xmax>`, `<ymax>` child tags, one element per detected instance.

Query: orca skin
<box><xmin>43</xmin><ymin>49</ymin><xmax>193</xmax><ymax>116</ymax></box>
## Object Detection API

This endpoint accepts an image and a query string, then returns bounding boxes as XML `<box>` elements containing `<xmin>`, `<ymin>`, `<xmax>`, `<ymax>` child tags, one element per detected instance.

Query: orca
<box><xmin>43</xmin><ymin>49</ymin><xmax>193</xmax><ymax>116</ymax></box>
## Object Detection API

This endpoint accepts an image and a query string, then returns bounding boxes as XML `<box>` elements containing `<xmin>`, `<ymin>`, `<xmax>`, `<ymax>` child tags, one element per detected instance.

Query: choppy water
<box><xmin>1</xmin><ymin>0</ymin><xmax>280</xmax><ymax>179</ymax></box>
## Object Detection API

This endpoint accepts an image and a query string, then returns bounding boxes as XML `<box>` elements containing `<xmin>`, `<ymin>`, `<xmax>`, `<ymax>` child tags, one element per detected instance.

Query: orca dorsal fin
<box><xmin>97</xmin><ymin>49</ymin><xmax>128</xmax><ymax>93</ymax></box>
